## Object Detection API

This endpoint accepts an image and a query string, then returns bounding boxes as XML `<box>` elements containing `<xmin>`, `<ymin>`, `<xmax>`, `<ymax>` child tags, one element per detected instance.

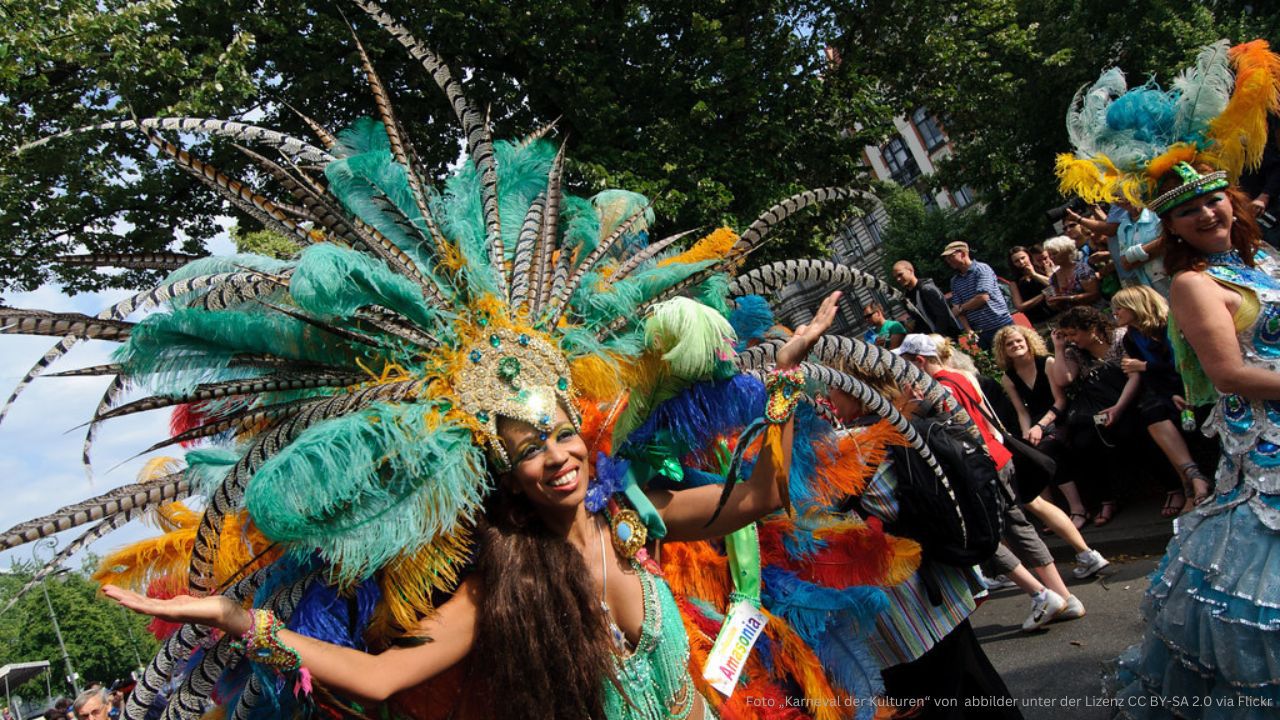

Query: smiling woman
<box><xmin>0</xmin><ymin>3</ymin><xmax>944</xmax><ymax>719</ymax></box>
<box><xmin>1054</xmin><ymin>37</ymin><xmax>1280</xmax><ymax>713</ymax></box>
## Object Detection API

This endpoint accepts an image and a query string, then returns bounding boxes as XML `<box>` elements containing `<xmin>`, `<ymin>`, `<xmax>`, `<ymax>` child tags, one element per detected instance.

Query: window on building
<box><xmin>919</xmin><ymin>189</ymin><xmax>938</xmax><ymax>210</ymax></box>
<box><xmin>881</xmin><ymin>136</ymin><xmax>920</xmax><ymax>186</ymax></box>
<box><xmin>864</xmin><ymin>210</ymin><xmax>885</xmax><ymax>246</ymax></box>
<box><xmin>913</xmin><ymin>107</ymin><xmax>947</xmax><ymax>152</ymax></box>
<box><xmin>953</xmin><ymin>185</ymin><xmax>975</xmax><ymax>208</ymax></box>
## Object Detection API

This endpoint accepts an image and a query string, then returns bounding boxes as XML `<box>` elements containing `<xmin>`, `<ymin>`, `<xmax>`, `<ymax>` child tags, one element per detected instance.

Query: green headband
<box><xmin>1150</xmin><ymin>162</ymin><xmax>1229</xmax><ymax>215</ymax></box>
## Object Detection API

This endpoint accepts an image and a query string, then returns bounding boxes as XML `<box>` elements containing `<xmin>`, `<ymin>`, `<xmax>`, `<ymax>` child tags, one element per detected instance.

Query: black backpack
<box><xmin>885</xmin><ymin>416</ymin><xmax>1007</xmax><ymax>570</ymax></box>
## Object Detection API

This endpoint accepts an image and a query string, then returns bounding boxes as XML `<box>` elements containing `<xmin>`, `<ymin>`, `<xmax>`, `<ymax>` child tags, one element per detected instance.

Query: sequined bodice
<box><xmin>603</xmin><ymin>561</ymin><xmax>696</xmax><ymax>720</ymax></box>
<box><xmin>1203</xmin><ymin>250</ymin><xmax>1280</xmax><ymax>529</ymax></box>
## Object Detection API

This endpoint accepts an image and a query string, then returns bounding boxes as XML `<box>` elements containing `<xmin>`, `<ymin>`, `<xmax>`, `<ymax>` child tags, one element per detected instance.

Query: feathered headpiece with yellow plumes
<box><xmin>0</xmin><ymin>2</ymin><xmax>989</xmax><ymax>718</ymax></box>
<box><xmin>1056</xmin><ymin>39</ymin><xmax>1280</xmax><ymax>211</ymax></box>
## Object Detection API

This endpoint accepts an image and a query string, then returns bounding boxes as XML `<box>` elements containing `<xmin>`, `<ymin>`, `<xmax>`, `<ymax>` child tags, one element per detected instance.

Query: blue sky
<box><xmin>0</xmin><ymin>231</ymin><xmax>236</xmax><ymax>573</ymax></box>
<box><xmin>0</xmin><ymin>284</ymin><xmax>174</xmax><ymax>571</ymax></box>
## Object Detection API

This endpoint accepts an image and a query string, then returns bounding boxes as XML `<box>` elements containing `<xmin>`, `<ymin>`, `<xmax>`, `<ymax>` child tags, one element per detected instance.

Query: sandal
<box><xmin>1069</xmin><ymin>512</ymin><xmax>1090</xmax><ymax>531</ymax></box>
<box><xmin>1181</xmin><ymin>463</ymin><xmax>1213</xmax><ymax>509</ymax></box>
<box><xmin>1161</xmin><ymin>491</ymin><xmax>1185</xmax><ymax>519</ymax></box>
<box><xmin>1094</xmin><ymin>501</ymin><xmax>1117</xmax><ymax>527</ymax></box>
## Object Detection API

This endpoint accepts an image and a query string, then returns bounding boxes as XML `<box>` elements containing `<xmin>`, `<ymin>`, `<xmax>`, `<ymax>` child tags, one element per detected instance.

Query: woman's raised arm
<box><xmin>651</xmin><ymin>291</ymin><xmax>842</xmax><ymax>542</ymax></box>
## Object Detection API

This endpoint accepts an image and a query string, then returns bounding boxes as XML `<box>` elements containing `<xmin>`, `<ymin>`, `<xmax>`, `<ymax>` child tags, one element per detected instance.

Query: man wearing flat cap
<box><xmin>941</xmin><ymin>241</ymin><xmax>1013</xmax><ymax>350</ymax></box>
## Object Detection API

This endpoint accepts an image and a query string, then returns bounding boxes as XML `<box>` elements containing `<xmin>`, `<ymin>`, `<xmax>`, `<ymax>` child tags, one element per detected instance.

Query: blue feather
<box><xmin>620</xmin><ymin>375</ymin><xmax>765</xmax><ymax>458</ymax></box>
<box><xmin>760</xmin><ymin>566</ymin><xmax>888</xmax><ymax>649</ymax></box>
<box><xmin>289</xmin><ymin>578</ymin><xmax>381</xmax><ymax>649</ymax></box>
<box><xmin>817</xmin><ymin>618</ymin><xmax>885</xmax><ymax>719</ymax></box>
<box><xmin>729</xmin><ymin>295</ymin><xmax>776</xmax><ymax>351</ymax></box>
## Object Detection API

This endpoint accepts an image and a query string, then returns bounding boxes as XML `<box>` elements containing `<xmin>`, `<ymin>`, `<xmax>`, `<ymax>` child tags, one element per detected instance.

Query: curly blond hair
<box><xmin>991</xmin><ymin>325</ymin><xmax>1048</xmax><ymax>371</ymax></box>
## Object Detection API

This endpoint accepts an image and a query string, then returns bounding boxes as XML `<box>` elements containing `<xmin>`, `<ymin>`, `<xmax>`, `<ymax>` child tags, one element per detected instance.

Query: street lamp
<box><xmin>30</xmin><ymin>538</ymin><xmax>81</xmax><ymax>696</ymax></box>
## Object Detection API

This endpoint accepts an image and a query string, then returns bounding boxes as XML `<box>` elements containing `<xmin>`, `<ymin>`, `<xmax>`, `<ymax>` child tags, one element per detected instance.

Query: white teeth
<box><xmin>548</xmin><ymin>469</ymin><xmax>577</xmax><ymax>488</ymax></box>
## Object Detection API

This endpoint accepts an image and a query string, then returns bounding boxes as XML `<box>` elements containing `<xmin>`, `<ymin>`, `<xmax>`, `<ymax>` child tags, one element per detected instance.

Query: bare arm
<box><xmin>954</xmin><ymin>292</ymin><xmax>990</xmax><ymax>315</ymax></box>
<box><xmin>1048</xmin><ymin>331</ymin><xmax>1077</xmax><ymax>387</ymax></box>
<box><xmin>104</xmin><ymin>578</ymin><xmax>481</xmax><ymax>702</ymax></box>
<box><xmin>1171</xmin><ymin>271</ymin><xmax>1280</xmax><ymax>399</ymax></box>
<box><xmin>650</xmin><ymin>291</ymin><xmax>842</xmax><ymax>541</ymax></box>
<box><xmin>1103</xmin><ymin>372</ymin><xmax>1143</xmax><ymax>427</ymax></box>
<box><xmin>1002</xmin><ymin>374</ymin><xmax>1032</xmax><ymax>434</ymax></box>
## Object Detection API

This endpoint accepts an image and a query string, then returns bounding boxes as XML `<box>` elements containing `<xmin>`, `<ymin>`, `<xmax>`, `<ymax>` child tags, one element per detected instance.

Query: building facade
<box><xmin>770</xmin><ymin>108</ymin><xmax>975</xmax><ymax>337</ymax></box>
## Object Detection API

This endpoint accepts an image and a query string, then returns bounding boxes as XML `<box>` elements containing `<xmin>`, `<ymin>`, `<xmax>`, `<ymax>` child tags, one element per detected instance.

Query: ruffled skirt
<box><xmin>1108</xmin><ymin>482</ymin><xmax>1280</xmax><ymax>719</ymax></box>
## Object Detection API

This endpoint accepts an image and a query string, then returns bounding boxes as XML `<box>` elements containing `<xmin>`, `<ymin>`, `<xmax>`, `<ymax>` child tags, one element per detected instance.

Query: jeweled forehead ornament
<box><xmin>453</xmin><ymin>327</ymin><xmax>580</xmax><ymax>470</ymax></box>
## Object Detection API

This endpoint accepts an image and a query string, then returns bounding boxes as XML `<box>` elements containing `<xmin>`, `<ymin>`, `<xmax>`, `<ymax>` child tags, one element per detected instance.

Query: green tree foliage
<box><xmin>231</xmin><ymin>225</ymin><xmax>300</xmax><ymax>260</ymax></box>
<box><xmin>0</xmin><ymin>0</ymin><xmax>890</xmax><ymax>294</ymax></box>
<box><xmin>833</xmin><ymin>0</ymin><xmax>1280</xmax><ymax>252</ymax></box>
<box><xmin>879</xmin><ymin>183</ymin><xmax>988</xmax><ymax>283</ymax></box>
<box><xmin>0</xmin><ymin>559</ymin><xmax>158</xmax><ymax>702</ymax></box>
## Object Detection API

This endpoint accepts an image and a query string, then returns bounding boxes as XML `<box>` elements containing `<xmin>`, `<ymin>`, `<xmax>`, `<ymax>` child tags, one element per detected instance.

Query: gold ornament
<box><xmin>452</xmin><ymin>326</ymin><xmax>579</xmax><ymax>469</ymax></box>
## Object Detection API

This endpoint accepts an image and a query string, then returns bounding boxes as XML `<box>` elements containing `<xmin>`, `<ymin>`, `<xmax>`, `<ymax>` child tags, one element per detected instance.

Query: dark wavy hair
<box><xmin>467</xmin><ymin>486</ymin><xmax>620</xmax><ymax>720</ymax></box>
<box><xmin>1056</xmin><ymin>305</ymin><xmax>1114</xmax><ymax>342</ymax></box>
<box><xmin>1157</xmin><ymin>163</ymin><xmax>1263</xmax><ymax>275</ymax></box>
<box><xmin>1007</xmin><ymin>245</ymin><xmax>1031</xmax><ymax>277</ymax></box>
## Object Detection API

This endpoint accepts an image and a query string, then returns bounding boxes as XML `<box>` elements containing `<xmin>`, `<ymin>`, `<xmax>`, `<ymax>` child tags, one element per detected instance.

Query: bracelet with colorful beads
<box><xmin>231</xmin><ymin>608</ymin><xmax>302</xmax><ymax>672</ymax></box>
<box><xmin>764</xmin><ymin>367</ymin><xmax>805</xmax><ymax>424</ymax></box>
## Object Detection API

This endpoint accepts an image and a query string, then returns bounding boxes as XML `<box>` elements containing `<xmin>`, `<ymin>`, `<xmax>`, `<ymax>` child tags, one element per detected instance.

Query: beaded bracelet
<box><xmin>231</xmin><ymin>608</ymin><xmax>302</xmax><ymax>672</ymax></box>
<box><xmin>764</xmin><ymin>367</ymin><xmax>805</xmax><ymax>424</ymax></box>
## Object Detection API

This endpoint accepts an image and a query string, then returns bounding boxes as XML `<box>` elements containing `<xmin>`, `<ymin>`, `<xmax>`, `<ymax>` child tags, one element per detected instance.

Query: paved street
<box><xmin>972</xmin><ymin>554</ymin><xmax>1160</xmax><ymax>719</ymax></box>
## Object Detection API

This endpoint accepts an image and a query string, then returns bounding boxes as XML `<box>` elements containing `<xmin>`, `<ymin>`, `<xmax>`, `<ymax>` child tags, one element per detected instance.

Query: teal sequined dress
<box><xmin>602</xmin><ymin>559</ymin><xmax>711</xmax><ymax>720</ymax></box>
<box><xmin>1112</xmin><ymin>250</ymin><xmax>1280</xmax><ymax>718</ymax></box>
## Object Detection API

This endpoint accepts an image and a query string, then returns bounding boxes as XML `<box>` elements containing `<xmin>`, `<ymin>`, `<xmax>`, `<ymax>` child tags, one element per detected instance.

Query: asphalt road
<box><xmin>971</xmin><ymin>555</ymin><xmax>1161</xmax><ymax>720</ymax></box>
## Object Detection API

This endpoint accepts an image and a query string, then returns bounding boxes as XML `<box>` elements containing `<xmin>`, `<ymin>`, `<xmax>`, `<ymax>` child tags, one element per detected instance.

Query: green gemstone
<box><xmin>476</xmin><ymin>411</ymin><xmax>490</xmax><ymax>423</ymax></box>
<box><xmin>477</xmin><ymin>316</ymin><xmax>489</xmax><ymax>327</ymax></box>
<box><xmin>498</xmin><ymin>356</ymin><xmax>521</xmax><ymax>381</ymax></box>
<box><xmin>557</xmin><ymin>377</ymin><xmax>569</xmax><ymax>391</ymax></box>
<box><xmin>490</xmin><ymin>334</ymin><xmax>501</xmax><ymax>348</ymax></box>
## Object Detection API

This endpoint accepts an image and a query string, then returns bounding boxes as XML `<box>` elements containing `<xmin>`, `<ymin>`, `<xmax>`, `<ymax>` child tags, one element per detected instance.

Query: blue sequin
<box><xmin>1267</xmin><ymin>402</ymin><xmax>1280</xmax><ymax>426</ymax></box>
<box><xmin>1250</xmin><ymin>441</ymin><xmax>1280</xmax><ymax>468</ymax></box>
<box><xmin>1256</xmin><ymin>304</ymin><xmax>1280</xmax><ymax>358</ymax></box>
<box><xmin>617</xmin><ymin>521</ymin><xmax>633</xmax><ymax>542</ymax></box>
<box><xmin>468</xmin><ymin>349</ymin><xmax>483</xmax><ymax>363</ymax></box>
<box><xmin>1223</xmin><ymin>394</ymin><xmax>1254</xmax><ymax>433</ymax></box>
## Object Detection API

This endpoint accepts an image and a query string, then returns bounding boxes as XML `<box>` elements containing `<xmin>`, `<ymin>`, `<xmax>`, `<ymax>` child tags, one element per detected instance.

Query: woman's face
<box><xmin>1112</xmin><ymin>305</ymin><xmax>1136</xmax><ymax>328</ymax></box>
<box><xmin>1167</xmin><ymin>191</ymin><xmax>1233</xmax><ymax>253</ymax></box>
<box><xmin>497</xmin><ymin>406</ymin><xmax>589</xmax><ymax>511</ymax></box>
<box><xmin>1002</xmin><ymin>331</ymin><xmax>1029</xmax><ymax>359</ymax></box>
<box><xmin>1010</xmin><ymin>251</ymin><xmax>1032</xmax><ymax>273</ymax></box>
<box><xmin>1051</xmin><ymin>248</ymin><xmax>1074</xmax><ymax>267</ymax></box>
<box><xmin>826</xmin><ymin>386</ymin><xmax>866</xmax><ymax>424</ymax></box>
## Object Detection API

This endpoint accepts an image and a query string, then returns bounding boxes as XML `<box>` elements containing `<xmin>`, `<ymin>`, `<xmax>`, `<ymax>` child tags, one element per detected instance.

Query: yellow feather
<box><xmin>657</xmin><ymin>227</ymin><xmax>738</xmax><ymax>267</ymax></box>
<box><xmin>367</xmin><ymin>527</ymin><xmax>472</xmax><ymax>640</ymax></box>
<box><xmin>570</xmin><ymin>353</ymin><xmax>625</xmax><ymax>401</ymax></box>
<box><xmin>1054</xmin><ymin>154</ymin><xmax>1115</xmax><ymax>204</ymax></box>
<box><xmin>1207</xmin><ymin>40</ymin><xmax>1280</xmax><ymax>178</ymax></box>
<box><xmin>93</xmin><ymin>508</ymin><xmax>275</xmax><ymax>591</ymax></box>
<box><xmin>1144</xmin><ymin>144</ymin><xmax>1200</xmax><ymax>185</ymax></box>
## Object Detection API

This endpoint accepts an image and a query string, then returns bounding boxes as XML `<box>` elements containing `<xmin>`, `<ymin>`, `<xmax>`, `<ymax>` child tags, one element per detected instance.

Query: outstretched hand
<box><xmin>775</xmin><ymin>291</ymin><xmax>842</xmax><ymax>370</ymax></box>
<box><xmin>103</xmin><ymin>584</ymin><xmax>251</xmax><ymax>635</ymax></box>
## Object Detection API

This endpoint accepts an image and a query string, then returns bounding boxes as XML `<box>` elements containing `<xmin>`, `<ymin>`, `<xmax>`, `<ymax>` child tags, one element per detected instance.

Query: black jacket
<box><xmin>905</xmin><ymin>277</ymin><xmax>964</xmax><ymax>338</ymax></box>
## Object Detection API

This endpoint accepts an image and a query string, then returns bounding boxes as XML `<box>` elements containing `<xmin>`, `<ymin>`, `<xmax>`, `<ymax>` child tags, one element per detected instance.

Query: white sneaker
<box><xmin>1072</xmin><ymin>549</ymin><xmax>1110</xmax><ymax>579</ymax></box>
<box><xmin>1053</xmin><ymin>594</ymin><xmax>1085</xmax><ymax>622</ymax></box>
<box><xmin>1022</xmin><ymin>589</ymin><xmax>1066</xmax><ymax>631</ymax></box>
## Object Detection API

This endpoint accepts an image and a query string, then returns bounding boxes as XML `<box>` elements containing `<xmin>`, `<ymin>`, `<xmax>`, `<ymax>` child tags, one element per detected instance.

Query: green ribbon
<box><xmin>723</xmin><ymin>523</ymin><xmax>762</xmax><ymax>604</ymax></box>
<box><xmin>622</xmin><ymin>466</ymin><xmax>668</xmax><ymax>539</ymax></box>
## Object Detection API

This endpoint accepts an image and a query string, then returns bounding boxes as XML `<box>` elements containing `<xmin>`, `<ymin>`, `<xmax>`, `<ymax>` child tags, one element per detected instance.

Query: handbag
<box><xmin>949</xmin><ymin>377</ymin><xmax>1058</xmax><ymax>479</ymax></box>
<box><xmin>1064</xmin><ymin>360</ymin><xmax>1128</xmax><ymax>431</ymax></box>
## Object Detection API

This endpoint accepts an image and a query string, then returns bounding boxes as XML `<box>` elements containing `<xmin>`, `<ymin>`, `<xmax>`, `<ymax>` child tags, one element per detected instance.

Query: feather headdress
<box><xmin>1056</xmin><ymin>39</ymin><xmax>1280</xmax><ymax>211</ymax></box>
<box><xmin>2</xmin><ymin>2</ymin><xmax>980</xmax><ymax>718</ymax></box>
